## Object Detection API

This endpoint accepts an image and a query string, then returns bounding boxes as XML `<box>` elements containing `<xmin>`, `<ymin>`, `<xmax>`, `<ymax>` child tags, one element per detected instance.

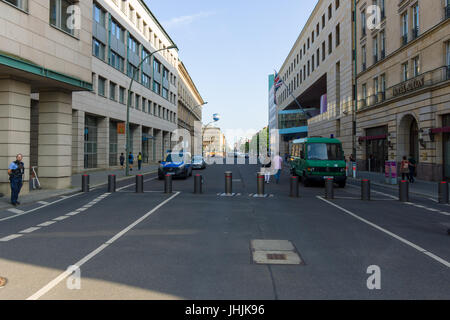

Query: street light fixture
<box><xmin>125</xmin><ymin>45</ymin><xmax>178</xmax><ymax>176</ymax></box>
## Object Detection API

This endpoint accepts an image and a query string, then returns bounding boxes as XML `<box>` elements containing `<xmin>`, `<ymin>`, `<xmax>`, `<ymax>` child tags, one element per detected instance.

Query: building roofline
<box><xmin>178</xmin><ymin>60</ymin><xmax>204</xmax><ymax>104</ymax></box>
<box><xmin>138</xmin><ymin>0</ymin><xmax>178</xmax><ymax>51</ymax></box>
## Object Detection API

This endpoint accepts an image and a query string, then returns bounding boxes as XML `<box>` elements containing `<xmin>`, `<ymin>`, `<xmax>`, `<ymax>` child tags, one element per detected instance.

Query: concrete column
<box><xmin>154</xmin><ymin>129</ymin><xmax>163</xmax><ymax>161</ymax></box>
<box><xmin>30</xmin><ymin>99</ymin><xmax>39</xmax><ymax>169</ymax></box>
<box><xmin>38</xmin><ymin>91</ymin><xmax>72</xmax><ymax>189</ymax></box>
<box><xmin>163</xmin><ymin>131</ymin><xmax>170</xmax><ymax>154</ymax></box>
<box><xmin>0</xmin><ymin>78</ymin><xmax>31</xmax><ymax>196</ymax></box>
<box><xmin>97</xmin><ymin>117</ymin><xmax>110</xmax><ymax>168</ymax></box>
<box><xmin>149</xmin><ymin>128</ymin><xmax>155</xmax><ymax>163</ymax></box>
<box><xmin>71</xmin><ymin>109</ymin><xmax>85</xmax><ymax>173</ymax></box>
<box><xmin>132</xmin><ymin>124</ymin><xmax>142</xmax><ymax>156</ymax></box>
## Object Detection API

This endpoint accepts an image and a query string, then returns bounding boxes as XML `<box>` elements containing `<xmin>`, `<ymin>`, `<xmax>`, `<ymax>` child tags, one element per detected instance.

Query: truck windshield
<box><xmin>307</xmin><ymin>143</ymin><xmax>344</xmax><ymax>160</ymax></box>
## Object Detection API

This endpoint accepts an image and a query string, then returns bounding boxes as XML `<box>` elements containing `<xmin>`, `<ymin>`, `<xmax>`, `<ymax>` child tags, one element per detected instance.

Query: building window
<box><xmin>322</xmin><ymin>14</ymin><xmax>325</xmax><ymax>29</ymax></box>
<box><xmin>335</xmin><ymin>24</ymin><xmax>340</xmax><ymax>47</ymax></box>
<box><xmin>142</xmin><ymin>73</ymin><xmax>151</xmax><ymax>89</ymax></box>
<box><xmin>162</xmin><ymin>87</ymin><xmax>169</xmax><ymax>100</ymax></box>
<box><xmin>373</xmin><ymin>77</ymin><xmax>379</xmax><ymax>102</ymax></box>
<box><xmin>109</xmin><ymin>82</ymin><xmax>116</xmax><ymax>101</ymax></box>
<box><xmin>335</xmin><ymin>0</ymin><xmax>340</xmax><ymax>9</ymax></box>
<box><xmin>322</xmin><ymin>41</ymin><xmax>326</xmax><ymax>61</ymax></box>
<box><xmin>412</xmin><ymin>4</ymin><xmax>419</xmax><ymax>39</ymax></box>
<box><xmin>401</xmin><ymin>12</ymin><xmax>408</xmax><ymax>45</ymax></box>
<box><xmin>380</xmin><ymin>31</ymin><xmax>386</xmax><ymax>59</ymax></box>
<box><xmin>361</xmin><ymin>11</ymin><xmax>366</xmax><ymax>37</ymax></box>
<box><xmin>402</xmin><ymin>62</ymin><xmax>409</xmax><ymax>81</ymax></box>
<box><xmin>111</xmin><ymin>19</ymin><xmax>125</xmax><ymax>43</ymax></box>
<box><xmin>3</xmin><ymin>0</ymin><xmax>28</xmax><ymax>11</ymax></box>
<box><xmin>128</xmin><ymin>36</ymin><xmax>138</xmax><ymax>54</ymax></box>
<box><xmin>153</xmin><ymin>81</ymin><xmax>161</xmax><ymax>95</ymax></box>
<box><xmin>373</xmin><ymin>36</ymin><xmax>378</xmax><ymax>64</ymax></box>
<box><xmin>127</xmin><ymin>63</ymin><xmax>138</xmax><ymax>81</ymax></box>
<box><xmin>362</xmin><ymin>45</ymin><xmax>366</xmax><ymax>71</ymax></box>
<box><xmin>93</xmin><ymin>38</ymin><xmax>105</xmax><ymax>60</ymax></box>
<box><xmin>119</xmin><ymin>87</ymin><xmax>125</xmax><ymax>104</ymax></box>
<box><xmin>312</xmin><ymin>31</ymin><xmax>314</xmax><ymax>43</ymax></box>
<box><xmin>98</xmin><ymin>76</ymin><xmax>106</xmax><ymax>97</ymax></box>
<box><xmin>312</xmin><ymin>55</ymin><xmax>315</xmax><ymax>72</ymax></box>
<box><xmin>413</xmin><ymin>56</ymin><xmax>420</xmax><ymax>77</ymax></box>
<box><xmin>50</xmin><ymin>0</ymin><xmax>76</xmax><ymax>35</ymax></box>
<box><xmin>328</xmin><ymin>33</ymin><xmax>333</xmax><ymax>54</ymax></box>
<box><xmin>380</xmin><ymin>74</ymin><xmax>386</xmax><ymax>100</ymax></box>
<box><xmin>362</xmin><ymin>83</ymin><xmax>367</xmax><ymax>105</ymax></box>
<box><xmin>135</xmin><ymin>94</ymin><xmax>140</xmax><ymax>110</ymax></box>
<box><xmin>93</xmin><ymin>3</ymin><xmax>106</xmax><ymax>27</ymax></box>
<box><xmin>317</xmin><ymin>48</ymin><xmax>320</xmax><ymax>67</ymax></box>
<box><xmin>328</xmin><ymin>4</ymin><xmax>332</xmax><ymax>20</ymax></box>
<box><xmin>380</xmin><ymin>0</ymin><xmax>385</xmax><ymax>19</ymax></box>
<box><xmin>447</xmin><ymin>41</ymin><xmax>450</xmax><ymax>68</ymax></box>
<box><xmin>110</xmin><ymin>51</ymin><xmax>124</xmax><ymax>72</ymax></box>
<box><xmin>316</xmin><ymin>23</ymin><xmax>320</xmax><ymax>36</ymax></box>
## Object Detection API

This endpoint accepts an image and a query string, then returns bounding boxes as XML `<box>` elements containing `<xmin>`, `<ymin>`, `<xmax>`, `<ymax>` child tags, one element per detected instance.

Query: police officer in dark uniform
<box><xmin>7</xmin><ymin>154</ymin><xmax>25</xmax><ymax>206</ymax></box>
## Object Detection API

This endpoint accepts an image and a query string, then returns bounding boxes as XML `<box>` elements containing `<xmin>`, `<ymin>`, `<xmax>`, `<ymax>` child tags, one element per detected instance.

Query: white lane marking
<box><xmin>0</xmin><ymin>234</ymin><xmax>23</xmax><ymax>242</ymax></box>
<box><xmin>65</xmin><ymin>212</ymin><xmax>79</xmax><ymax>216</ymax></box>
<box><xmin>37</xmin><ymin>201</ymin><xmax>49</xmax><ymax>205</ymax></box>
<box><xmin>115</xmin><ymin>177</ymin><xmax>158</xmax><ymax>192</ymax></box>
<box><xmin>7</xmin><ymin>208</ymin><xmax>24</xmax><ymax>214</ymax></box>
<box><xmin>346</xmin><ymin>183</ymin><xmax>398</xmax><ymax>200</ymax></box>
<box><xmin>0</xmin><ymin>192</ymin><xmax>82</xmax><ymax>223</ymax></box>
<box><xmin>19</xmin><ymin>227</ymin><xmax>41</xmax><ymax>234</ymax></box>
<box><xmin>27</xmin><ymin>192</ymin><xmax>180</xmax><ymax>300</ymax></box>
<box><xmin>37</xmin><ymin>221</ymin><xmax>57</xmax><ymax>227</ymax></box>
<box><xmin>53</xmin><ymin>216</ymin><xmax>70</xmax><ymax>221</ymax></box>
<box><xmin>317</xmin><ymin>196</ymin><xmax>450</xmax><ymax>269</ymax></box>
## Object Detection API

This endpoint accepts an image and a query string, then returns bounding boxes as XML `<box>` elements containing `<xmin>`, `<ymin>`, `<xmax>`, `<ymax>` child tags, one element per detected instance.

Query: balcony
<box><xmin>359</xmin><ymin>66</ymin><xmax>449</xmax><ymax>110</ymax></box>
<box><xmin>412</xmin><ymin>26</ymin><xmax>419</xmax><ymax>40</ymax></box>
<box><xmin>401</xmin><ymin>34</ymin><xmax>408</xmax><ymax>46</ymax></box>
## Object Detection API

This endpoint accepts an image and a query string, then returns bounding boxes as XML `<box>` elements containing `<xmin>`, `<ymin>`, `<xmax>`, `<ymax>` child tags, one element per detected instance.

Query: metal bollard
<box><xmin>82</xmin><ymin>175</ymin><xmax>89</xmax><ymax>192</ymax></box>
<box><xmin>136</xmin><ymin>175</ymin><xmax>144</xmax><ymax>193</ymax></box>
<box><xmin>361</xmin><ymin>179</ymin><xmax>371</xmax><ymax>201</ymax></box>
<box><xmin>164</xmin><ymin>174</ymin><xmax>172</xmax><ymax>194</ymax></box>
<box><xmin>325</xmin><ymin>178</ymin><xmax>334</xmax><ymax>199</ymax></box>
<box><xmin>108</xmin><ymin>174</ymin><xmax>116</xmax><ymax>193</ymax></box>
<box><xmin>399</xmin><ymin>180</ymin><xmax>409</xmax><ymax>202</ymax></box>
<box><xmin>257</xmin><ymin>172</ymin><xmax>265</xmax><ymax>196</ymax></box>
<box><xmin>225</xmin><ymin>171</ymin><xmax>232</xmax><ymax>195</ymax></box>
<box><xmin>290</xmin><ymin>176</ymin><xmax>299</xmax><ymax>197</ymax></box>
<box><xmin>438</xmin><ymin>181</ymin><xmax>449</xmax><ymax>204</ymax></box>
<box><xmin>194</xmin><ymin>174</ymin><xmax>203</xmax><ymax>194</ymax></box>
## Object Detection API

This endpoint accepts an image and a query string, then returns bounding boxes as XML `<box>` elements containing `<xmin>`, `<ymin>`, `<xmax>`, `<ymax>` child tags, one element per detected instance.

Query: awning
<box><xmin>358</xmin><ymin>134</ymin><xmax>387</xmax><ymax>142</ymax></box>
<box><xmin>430</xmin><ymin>127</ymin><xmax>450</xmax><ymax>134</ymax></box>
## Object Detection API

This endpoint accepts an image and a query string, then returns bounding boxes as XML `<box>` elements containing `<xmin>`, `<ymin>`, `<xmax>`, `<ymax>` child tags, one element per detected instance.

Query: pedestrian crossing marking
<box><xmin>7</xmin><ymin>208</ymin><xmax>24</xmax><ymax>214</ymax></box>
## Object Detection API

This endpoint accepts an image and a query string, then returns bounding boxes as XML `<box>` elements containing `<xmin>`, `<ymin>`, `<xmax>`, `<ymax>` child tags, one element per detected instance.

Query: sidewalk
<box><xmin>0</xmin><ymin>164</ymin><xmax>159</xmax><ymax>210</ymax></box>
<box><xmin>349</xmin><ymin>170</ymin><xmax>439</xmax><ymax>198</ymax></box>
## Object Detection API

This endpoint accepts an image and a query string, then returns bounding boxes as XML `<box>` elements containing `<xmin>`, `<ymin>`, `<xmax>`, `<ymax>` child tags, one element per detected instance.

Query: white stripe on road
<box><xmin>27</xmin><ymin>192</ymin><xmax>180</xmax><ymax>300</ymax></box>
<box><xmin>7</xmin><ymin>208</ymin><xmax>24</xmax><ymax>214</ymax></box>
<box><xmin>115</xmin><ymin>177</ymin><xmax>158</xmax><ymax>192</ymax></box>
<box><xmin>37</xmin><ymin>221</ymin><xmax>57</xmax><ymax>227</ymax></box>
<box><xmin>0</xmin><ymin>234</ymin><xmax>23</xmax><ymax>242</ymax></box>
<box><xmin>65</xmin><ymin>212</ymin><xmax>79</xmax><ymax>216</ymax></box>
<box><xmin>0</xmin><ymin>192</ymin><xmax>82</xmax><ymax>223</ymax></box>
<box><xmin>19</xmin><ymin>227</ymin><xmax>41</xmax><ymax>234</ymax></box>
<box><xmin>53</xmin><ymin>216</ymin><xmax>70</xmax><ymax>221</ymax></box>
<box><xmin>317</xmin><ymin>196</ymin><xmax>450</xmax><ymax>269</ymax></box>
<box><xmin>37</xmin><ymin>201</ymin><xmax>49</xmax><ymax>205</ymax></box>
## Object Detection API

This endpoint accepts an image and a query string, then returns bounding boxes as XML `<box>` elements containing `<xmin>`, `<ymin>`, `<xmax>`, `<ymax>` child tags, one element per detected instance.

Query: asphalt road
<box><xmin>0</xmin><ymin>161</ymin><xmax>449</xmax><ymax>300</ymax></box>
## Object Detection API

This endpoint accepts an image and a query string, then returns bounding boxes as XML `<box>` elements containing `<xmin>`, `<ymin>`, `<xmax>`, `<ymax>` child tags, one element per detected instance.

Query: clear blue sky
<box><xmin>145</xmin><ymin>0</ymin><xmax>317</xmax><ymax>140</ymax></box>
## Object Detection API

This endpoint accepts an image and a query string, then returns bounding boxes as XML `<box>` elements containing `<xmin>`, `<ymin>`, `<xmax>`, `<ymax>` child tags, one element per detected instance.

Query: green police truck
<box><xmin>289</xmin><ymin>137</ymin><xmax>347</xmax><ymax>188</ymax></box>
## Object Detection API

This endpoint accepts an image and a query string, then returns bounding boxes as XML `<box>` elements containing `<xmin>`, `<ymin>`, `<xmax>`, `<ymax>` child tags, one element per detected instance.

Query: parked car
<box><xmin>192</xmin><ymin>155</ymin><xmax>207</xmax><ymax>170</ymax></box>
<box><xmin>158</xmin><ymin>152</ymin><xmax>192</xmax><ymax>179</ymax></box>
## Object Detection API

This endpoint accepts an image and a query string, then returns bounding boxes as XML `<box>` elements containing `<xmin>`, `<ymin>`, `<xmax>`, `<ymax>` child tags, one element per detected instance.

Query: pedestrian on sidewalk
<box><xmin>119</xmin><ymin>153</ymin><xmax>125</xmax><ymax>169</ymax></box>
<box><xmin>262</xmin><ymin>154</ymin><xmax>271</xmax><ymax>183</ymax></box>
<box><xmin>138</xmin><ymin>152</ymin><xmax>143</xmax><ymax>170</ymax></box>
<box><xmin>8</xmin><ymin>154</ymin><xmax>25</xmax><ymax>206</ymax></box>
<box><xmin>128</xmin><ymin>152</ymin><xmax>134</xmax><ymax>171</ymax></box>
<box><xmin>273</xmin><ymin>152</ymin><xmax>283</xmax><ymax>184</ymax></box>
<box><xmin>408</xmin><ymin>155</ymin><xmax>416</xmax><ymax>183</ymax></box>
<box><xmin>400</xmin><ymin>156</ymin><xmax>410</xmax><ymax>181</ymax></box>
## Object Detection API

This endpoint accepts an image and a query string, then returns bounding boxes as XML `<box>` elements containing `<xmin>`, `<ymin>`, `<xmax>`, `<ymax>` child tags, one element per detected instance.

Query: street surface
<box><xmin>0</xmin><ymin>161</ymin><xmax>449</xmax><ymax>299</ymax></box>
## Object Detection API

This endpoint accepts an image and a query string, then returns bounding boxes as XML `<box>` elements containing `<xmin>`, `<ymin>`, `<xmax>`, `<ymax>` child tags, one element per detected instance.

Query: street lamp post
<box><xmin>125</xmin><ymin>45</ymin><xmax>178</xmax><ymax>176</ymax></box>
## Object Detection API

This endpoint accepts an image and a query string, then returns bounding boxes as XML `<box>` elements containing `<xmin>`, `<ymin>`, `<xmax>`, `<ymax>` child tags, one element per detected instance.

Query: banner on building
<box><xmin>117</xmin><ymin>122</ymin><xmax>125</xmax><ymax>134</ymax></box>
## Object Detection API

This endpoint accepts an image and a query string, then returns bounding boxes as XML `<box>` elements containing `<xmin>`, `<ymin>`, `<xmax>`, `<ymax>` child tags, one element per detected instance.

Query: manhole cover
<box><xmin>0</xmin><ymin>277</ymin><xmax>7</xmax><ymax>288</ymax></box>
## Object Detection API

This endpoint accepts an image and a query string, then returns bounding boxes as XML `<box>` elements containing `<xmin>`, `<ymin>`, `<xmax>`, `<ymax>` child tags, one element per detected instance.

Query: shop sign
<box><xmin>393</xmin><ymin>76</ymin><xmax>425</xmax><ymax>97</ymax></box>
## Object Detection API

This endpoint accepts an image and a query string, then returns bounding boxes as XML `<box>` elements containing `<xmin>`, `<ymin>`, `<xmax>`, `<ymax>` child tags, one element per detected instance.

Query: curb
<box><xmin>0</xmin><ymin>170</ymin><xmax>158</xmax><ymax>211</ymax></box>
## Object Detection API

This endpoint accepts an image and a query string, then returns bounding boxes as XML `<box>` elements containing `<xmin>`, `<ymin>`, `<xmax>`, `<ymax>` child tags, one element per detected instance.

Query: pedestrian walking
<box><xmin>400</xmin><ymin>156</ymin><xmax>410</xmax><ymax>181</ymax></box>
<box><xmin>8</xmin><ymin>154</ymin><xmax>25</xmax><ymax>206</ymax></box>
<box><xmin>138</xmin><ymin>152</ymin><xmax>143</xmax><ymax>171</ymax></box>
<box><xmin>273</xmin><ymin>153</ymin><xmax>283</xmax><ymax>184</ymax></box>
<box><xmin>128</xmin><ymin>152</ymin><xmax>134</xmax><ymax>171</ymax></box>
<box><xmin>119</xmin><ymin>153</ymin><xmax>125</xmax><ymax>169</ymax></box>
<box><xmin>262</xmin><ymin>154</ymin><xmax>271</xmax><ymax>184</ymax></box>
<box><xmin>408</xmin><ymin>155</ymin><xmax>416</xmax><ymax>183</ymax></box>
